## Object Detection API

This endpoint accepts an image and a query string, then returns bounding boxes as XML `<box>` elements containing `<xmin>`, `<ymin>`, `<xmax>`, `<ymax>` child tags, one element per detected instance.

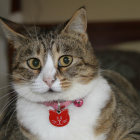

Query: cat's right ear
<box><xmin>62</xmin><ymin>7</ymin><xmax>88</xmax><ymax>42</ymax></box>
<box><xmin>0</xmin><ymin>17</ymin><xmax>27</xmax><ymax>48</ymax></box>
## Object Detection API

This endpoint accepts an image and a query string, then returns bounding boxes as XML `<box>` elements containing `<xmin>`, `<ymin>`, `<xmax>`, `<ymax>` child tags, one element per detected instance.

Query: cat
<box><xmin>0</xmin><ymin>7</ymin><xmax>140</xmax><ymax>140</ymax></box>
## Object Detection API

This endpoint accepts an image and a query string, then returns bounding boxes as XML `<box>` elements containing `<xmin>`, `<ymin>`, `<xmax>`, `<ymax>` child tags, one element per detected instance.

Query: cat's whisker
<box><xmin>0</xmin><ymin>72</ymin><xmax>29</xmax><ymax>82</ymax></box>
<box><xmin>0</xmin><ymin>84</ymin><xmax>13</xmax><ymax>90</ymax></box>
<box><xmin>0</xmin><ymin>96</ymin><xmax>17</xmax><ymax>117</ymax></box>
<box><xmin>0</xmin><ymin>83</ymin><xmax>33</xmax><ymax>95</ymax></box>
<box><xmin>0</xmin><ymin>91</ymin><xmax>15</xmax><ymax>101</ymax></box>
<box><xmin>0</xmin><ymin>72</ymin><xmax>14</xmax><ymax>78</ymax></box>
<box><xmin>11</xmin><ymin>75</ymin><xmax>30</xmax><ymax>82</ymax></box>
<box><xmin>0</xmin><ymin>85</ymin><xmax>29</xmax><ymax>116</ymax></box>
<box><xmin>0</xmin><ymin>72</ymin><xmax>35</xmax><ymax>85</ymax></box>
<box><xmin>0</xmin><ymin>90</ymin><xmax>19</xmax><ymax>100</ymax></box>
<box><xmin>5</xmin><ymin>108</ymin><xmax>16</xmax><ymax>136</ymax></box>
<box><xmin>73</xmin><ymin>86</ymin><xmax>87</xmax><ymax>93</ymax></box>
<box><xmin>1</xmin><ymin>104</ymin><xmax>16</xmax><ymax>122</ymax></box>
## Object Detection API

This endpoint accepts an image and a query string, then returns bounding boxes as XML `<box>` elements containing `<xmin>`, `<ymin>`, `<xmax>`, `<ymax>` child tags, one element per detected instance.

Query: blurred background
<box><xmin>0</xmin><ymin>0</ymin><xmax>140</xmax><ymax>113</ymax></box>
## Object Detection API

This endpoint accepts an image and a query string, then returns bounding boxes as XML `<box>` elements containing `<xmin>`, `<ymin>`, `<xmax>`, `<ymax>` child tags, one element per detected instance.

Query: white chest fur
<box><xmin>17</xmin><ymin>77</ymin><xmax>111</xmax><ymax>140</ymax></box>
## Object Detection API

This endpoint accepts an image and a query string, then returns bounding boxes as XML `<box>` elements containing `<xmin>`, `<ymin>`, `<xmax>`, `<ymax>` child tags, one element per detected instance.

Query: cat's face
<box><xmin>0</xmin><ymin>8</ymin><xmax>99</xmax><ymax>102</ymax></box>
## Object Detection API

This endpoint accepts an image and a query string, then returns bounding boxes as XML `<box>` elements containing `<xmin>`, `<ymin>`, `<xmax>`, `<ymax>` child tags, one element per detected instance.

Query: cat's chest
<box><xmin>17</xmin><ymin>81</ymin><xmax>111</xmax><ymax>140</ymax></box>
<box><xmin>17</xmin><ymin>98</ymin><xmax>108</xmax><ymax>140</ymax></box>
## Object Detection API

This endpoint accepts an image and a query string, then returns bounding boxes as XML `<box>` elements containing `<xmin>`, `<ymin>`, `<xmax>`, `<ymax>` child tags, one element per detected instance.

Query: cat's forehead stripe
<box><xmin>51</xmin><ymin>43</ymin><xmax>57</xmax><ymax>51</ymax></box>
<box><xmin>37</xmin><ymin>46</ymin><xmax>41</xmax><ymax>55</ymax></box>
<box><xmin>49</xmin><ymin>39</ymin><xmax>55</xmax><ymax>49</ymax></box>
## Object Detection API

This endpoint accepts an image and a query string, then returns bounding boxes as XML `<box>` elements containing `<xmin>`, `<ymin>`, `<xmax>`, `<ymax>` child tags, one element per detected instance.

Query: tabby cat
<box><xmin>0</xmin><ymin>7</ymin><xmax>140</xmax><ymax>140</ymax></box>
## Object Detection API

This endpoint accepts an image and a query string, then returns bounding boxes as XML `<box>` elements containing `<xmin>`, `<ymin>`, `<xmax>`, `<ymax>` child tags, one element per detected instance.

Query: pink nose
<box><xmin>43</xmin><ymin>77</ymin><xmax>55</xmax><ymax>87</ymax></box>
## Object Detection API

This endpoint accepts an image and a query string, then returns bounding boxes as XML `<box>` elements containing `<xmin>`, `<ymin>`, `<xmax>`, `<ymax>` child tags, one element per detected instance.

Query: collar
<box><xmin>42</xmin><ymin>99</ymin><xmax>83</xmax><ymax>110</ymax></box>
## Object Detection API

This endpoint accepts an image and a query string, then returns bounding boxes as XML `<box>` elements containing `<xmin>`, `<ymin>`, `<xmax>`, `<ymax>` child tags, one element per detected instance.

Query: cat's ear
<box><xmin>62</xmin><ymin>7</ymin><xmax>87</xmax><ymax>41</ymax></box>
<box><xmin>0</xmin><ymin>17</ymin><xmax>27</xmax><ymax>47</ymax></box>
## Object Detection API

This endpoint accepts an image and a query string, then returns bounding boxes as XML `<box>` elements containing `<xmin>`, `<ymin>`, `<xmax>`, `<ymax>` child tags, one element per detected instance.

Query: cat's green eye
<box><xmin>27</xmin><ymin>58</ymin><xmax>41</xmax><ymax>70</ymax></box>
<box><xmin>58</xmin><ymin>55</ymin><xmax>73</xmax><ymax>67</ymax></box>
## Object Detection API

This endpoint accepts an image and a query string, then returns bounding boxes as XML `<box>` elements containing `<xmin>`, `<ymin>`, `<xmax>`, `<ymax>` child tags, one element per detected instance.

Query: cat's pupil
<box><xmin>63</xmin><ymin>57</ymin><xmax>70</xmax><ymax>64</ymax></box>
<box><xmin>32</xmin><ymin>59</ymin><xmax>39</xmax><ymax>67</ymax></box>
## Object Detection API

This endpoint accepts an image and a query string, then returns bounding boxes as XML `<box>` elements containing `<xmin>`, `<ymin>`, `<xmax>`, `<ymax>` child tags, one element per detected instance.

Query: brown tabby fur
<box><xmin>96</xmin><ymin>70</ymin><xmax>140</xmax><ymax>140</ymax></box>
<box><xmin>0</xmin><ymin>8</ymin><xmax>140</xmax><ymax>140</ymax></box>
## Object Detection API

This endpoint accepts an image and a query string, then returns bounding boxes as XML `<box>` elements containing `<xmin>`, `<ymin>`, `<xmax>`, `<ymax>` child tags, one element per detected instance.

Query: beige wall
<box><xmin>0</xmin><ymin>0</ymin><xmax>10</xmax><ymax>18</ymax></box>
<box><xmin>0</xmin><ymin>0</ymin><xmax>10</xmax><ymax>112</ymax></box>
<box><xmin>22</xmin><ymin>0</ymin><xmax>140</xmax><ymax>23</ymax></box>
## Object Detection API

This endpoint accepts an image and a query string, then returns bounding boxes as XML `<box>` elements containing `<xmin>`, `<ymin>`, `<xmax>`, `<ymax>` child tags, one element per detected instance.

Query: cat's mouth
<box><xmin>48</xmin><ymin>89</ymin><xmax>55</xmax><ymax>93</ymax></box>
<box><xmin>48</xmin><ymin>89</ymin><xmax>53</xmax><ymax>92</ymax></box>
<box><xmin>41</xmin><ymin>88</ymin><xmax>61</xmax><ymax>94</ymax></box>
<box><xmin>44</xmin><ymin>89</ymin><xmax>61</xmax><ymax>94</ymax></box>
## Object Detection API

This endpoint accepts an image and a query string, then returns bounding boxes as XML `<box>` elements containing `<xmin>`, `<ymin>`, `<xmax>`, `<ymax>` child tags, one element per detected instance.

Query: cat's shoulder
<box><xmin>96</xmin><ymin>70</ymin><xmax>140</xmax><ymax>140</ymax></box>
<box><xmin>101</xmin><ymin>70</ymin><xmax>140</xmax><ymax>105</ymax></box>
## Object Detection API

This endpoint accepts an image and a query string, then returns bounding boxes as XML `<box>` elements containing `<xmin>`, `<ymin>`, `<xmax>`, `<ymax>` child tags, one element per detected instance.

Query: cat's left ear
<box><xmin>62</xmin><ymin>7</ymin><xmax>88</xmax><ymax>42</ymax></box>
<box><xmin>0</xmin><ymin>17</ymin><xmax>28</xmax><ymax>48</ymax></box>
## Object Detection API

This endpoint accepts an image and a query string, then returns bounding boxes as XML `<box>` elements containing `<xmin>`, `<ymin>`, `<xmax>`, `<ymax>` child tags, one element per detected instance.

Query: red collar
<box><xmin>42</xmin><ymin>99</ymin><xmax>83</xmax><ymax>110</ymax></box>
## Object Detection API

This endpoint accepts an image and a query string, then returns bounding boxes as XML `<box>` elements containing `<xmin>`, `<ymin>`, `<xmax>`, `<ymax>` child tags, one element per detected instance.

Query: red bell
<box><xmin>73</xmin><ymin>99</ymin><xmax>83</xmax><ymax>107</ymax></box>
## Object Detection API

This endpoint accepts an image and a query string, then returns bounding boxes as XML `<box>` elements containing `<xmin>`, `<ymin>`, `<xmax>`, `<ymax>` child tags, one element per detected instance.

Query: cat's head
<box><xmin>0</xmin><ymin>8</ymin><xmax>99</xmax><ymax>102</ymax></box>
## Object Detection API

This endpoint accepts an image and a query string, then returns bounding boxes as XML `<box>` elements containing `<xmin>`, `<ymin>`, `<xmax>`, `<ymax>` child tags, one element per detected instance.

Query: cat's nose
<box><xmin>43</xmin><ymin>77</ymin><xmax>55</xmax><ymax>87</ymax></box>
